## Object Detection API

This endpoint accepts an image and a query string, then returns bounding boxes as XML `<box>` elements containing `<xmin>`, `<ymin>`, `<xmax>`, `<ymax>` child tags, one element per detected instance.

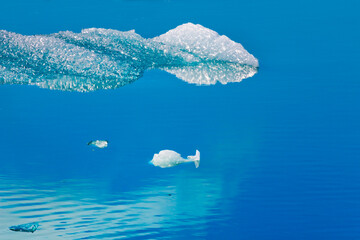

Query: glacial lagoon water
<box><xmin>1</xmin><ymin>0</ymin><xmax>360</xmax><ymax>239</ymax></box>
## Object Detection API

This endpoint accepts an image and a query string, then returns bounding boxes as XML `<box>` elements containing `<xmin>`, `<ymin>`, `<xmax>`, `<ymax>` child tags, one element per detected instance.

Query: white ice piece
<box><xmin>150</xmin><ymin>150</ymin><xmax>200</xmax><ymax>168</ymax></box>
<box><xmin>87</xmin><ymin>140</ymin><xmax>108</xmax><ymax>148</ymax></box>
<box><xmin>153</xmin><ymin>23</ymin><xmax>258</xmax><ymax>67</ymax></box>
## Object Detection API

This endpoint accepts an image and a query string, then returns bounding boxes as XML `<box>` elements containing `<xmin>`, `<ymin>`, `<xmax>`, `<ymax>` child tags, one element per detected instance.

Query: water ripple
<box><xmin>0</xmin><ymin>175</ymin><xmax>225</xmax><ymax>239</ymax></box>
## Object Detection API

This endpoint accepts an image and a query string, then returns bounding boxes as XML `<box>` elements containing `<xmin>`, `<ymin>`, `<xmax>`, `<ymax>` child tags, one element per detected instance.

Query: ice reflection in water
<box><xmin>0</xmin><ymin>174</ymin><xmax>230</xmax><ymax>239</ymax></box>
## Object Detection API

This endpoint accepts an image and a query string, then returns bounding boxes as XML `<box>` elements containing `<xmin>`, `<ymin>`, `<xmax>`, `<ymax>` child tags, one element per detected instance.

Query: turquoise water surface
<box><xmin>1</xmin><ymin>0</ymin><xmax>360</xmax><ymax>239</ymax></box>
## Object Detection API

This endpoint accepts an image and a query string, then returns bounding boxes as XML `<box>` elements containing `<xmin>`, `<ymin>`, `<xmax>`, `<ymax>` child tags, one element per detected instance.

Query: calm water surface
<box><xmin>1</xmin><ymin>0</ymin><xmax>360</xmax><ymax>239</ymax></box>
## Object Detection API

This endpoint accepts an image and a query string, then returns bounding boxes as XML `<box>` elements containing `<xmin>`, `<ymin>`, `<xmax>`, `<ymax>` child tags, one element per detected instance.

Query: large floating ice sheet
<box><xmin>0</xmin><ymin>23</ymin><xmax>258</xmax><ymax>92</ymax></box>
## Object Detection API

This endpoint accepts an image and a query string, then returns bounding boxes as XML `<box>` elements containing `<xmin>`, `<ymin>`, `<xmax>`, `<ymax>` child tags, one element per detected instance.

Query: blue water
<box><xmin>1</xmin><ymin>0</ymin><xmax>360</xmax><ymax>239</ymax></box>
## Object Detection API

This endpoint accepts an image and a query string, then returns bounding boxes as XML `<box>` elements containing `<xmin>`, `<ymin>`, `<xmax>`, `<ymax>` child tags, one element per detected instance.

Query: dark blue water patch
<box><xmin>55</xmin><ymin>227</ymin><xmax>66</xmax><ymax>231</ymax></box>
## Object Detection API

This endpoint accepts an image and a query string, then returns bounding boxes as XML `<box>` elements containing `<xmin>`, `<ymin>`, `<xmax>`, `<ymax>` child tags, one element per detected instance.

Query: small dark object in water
<box><xmin>168</xmin><ymin>194</ymin><xmax>172</xmax><ymax>196</ymax></box>
<box><xmin>9</xmin><ymin>222</ymin><xmax>39</xmax><ymax>233</ymax></box>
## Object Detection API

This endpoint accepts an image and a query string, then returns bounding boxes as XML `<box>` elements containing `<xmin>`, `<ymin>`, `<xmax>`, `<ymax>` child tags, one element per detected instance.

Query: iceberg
<box><xmin>0</xmin><ymin>23</ymin><xmax>258</xmax><ymax>92</ymax></box>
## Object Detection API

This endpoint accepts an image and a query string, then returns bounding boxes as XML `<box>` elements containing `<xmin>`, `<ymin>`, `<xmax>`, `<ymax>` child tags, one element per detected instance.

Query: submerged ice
<box><xmin>151</xmin><ymin>150</ymin><xmax>200</xmax><ymax>168</ymax></box>
<box><xmin>0</xmin><ymin>23</ymin><xmax>258</xmax><ymax>91</ymax></box>
<box><xmin>9</xmin><ymin>222</ymin><xmax>39</xmax><ymax>233</ymax></box>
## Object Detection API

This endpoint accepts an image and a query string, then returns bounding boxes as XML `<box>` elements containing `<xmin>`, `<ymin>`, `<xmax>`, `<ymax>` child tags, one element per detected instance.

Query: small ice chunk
<box><xmin>150</xmin><ymin>150</ymin><xmax>200</xmax><ymax>168</ymax></box>
<box><xmin>9</xmin><ymin>222</ymin><xmax>39</xmax><ymax>233</ymax></box>
<box><xmin>87</xmin><ymin>140</ymin><xmax>108</xmax><ymax>148</ymax></box>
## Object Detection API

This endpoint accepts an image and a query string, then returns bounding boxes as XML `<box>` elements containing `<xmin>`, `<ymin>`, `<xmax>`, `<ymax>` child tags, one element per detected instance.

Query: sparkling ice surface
<box><xmin>0</xmin><ymin>23</ymin><xmax>258</xmax><ymax>91</ymax></box>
